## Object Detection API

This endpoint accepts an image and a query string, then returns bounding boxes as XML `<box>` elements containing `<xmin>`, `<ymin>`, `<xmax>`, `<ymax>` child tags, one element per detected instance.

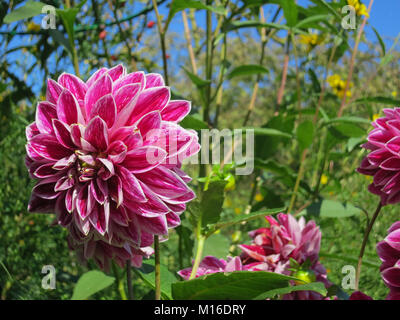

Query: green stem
<box><xmin>126</xmin><ymin>260</ymin><xmax>133</xmax><ymax>300</ymax></box>
<box><xmin>355</xmin><ymin>201</ymin><xmax>382</xmax><ymax>290</ymax></box>
<box><xmin>112</xmin><ymin>263</ymin><xmax>127</xmax><ymax>300</ymax></box>
<box><xmin>154</xmin><ymin>235</ymin><xmax>161</xmax><ymax>300</ymax></box>
<box><xmin>152</xmin><ymin>0</ymin><xmax>169</xmax><ymax>85</ymax></box>
<box><xmin>189</xmin><ymin>234</ymin><xmax>206</xmax><ymax>280</ymax></box>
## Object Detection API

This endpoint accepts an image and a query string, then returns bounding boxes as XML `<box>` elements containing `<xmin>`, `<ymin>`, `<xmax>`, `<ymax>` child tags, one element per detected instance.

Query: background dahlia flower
<box><xmin>377</xmin><ymin>221</ymin><xmax>400</xmax><ymax>300</ymax></box>
<box><xmin>357</xmin><ymin>108</ymin><xmax>400</xmax><ymax>205</ymax></box>
<box><xmin>26</xmin><ymin>64</ymin><xmax>200</xmax><ymax>270</ymax></box>
<box><xmin>239</xmin><ymin>213</ymin><xmax>331</xmax><ymax>300</ymax></box>
<box><xmin>178</xmin><ymin>256</ymin><xmax>245</xmax><ymax>280</ymax></box>
<box><xmin>178</xmin><ymin>214</ymin><xmax>331</xmax><ymax>300</ymax></box>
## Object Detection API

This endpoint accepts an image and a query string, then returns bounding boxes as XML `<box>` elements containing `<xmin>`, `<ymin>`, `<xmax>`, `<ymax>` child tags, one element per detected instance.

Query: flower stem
<box><xmin>355</xmin><ymin>201</ymin><xmax>382</xmax><ymax>290</ymax></box>
<box><xmin>112</xmin><ymin>262</ymin><xmax>127</xmax><ymax>300</ymax></box>
<box><xmin>189</xmin><ymin>234</ymin><xmax>205</xmax><ymax>280</ymax></box>
<box><xmin>152</xmin><ymin>0</ymin><xmax>169</xmax><ymax>86</ymax></box>
<box><xmin>154</xmin><ymin>235</ymin><xmax>161</xmax><ymax>300</ymax></box>
<box><xmin>126</xmin><ymin>260</ymin><xmax>133</xmax><ymax>300</ymax></box>
<box><xmin>337</xmin><ymin>0</ymin><xmax>374</xmax><ymax>117</ymax></box>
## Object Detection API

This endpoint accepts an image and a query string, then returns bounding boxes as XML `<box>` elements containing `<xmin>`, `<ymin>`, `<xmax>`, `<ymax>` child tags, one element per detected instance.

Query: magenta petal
<box><xmin>32</xmin><ymin>177</ymin><xmax>59</xmax><ymax>199</ymax></box>
<box><xmin>145</xmin><ymin>73</ymin><xmax>165</xmax><ymax>88</ymax></box>
<box><xmin>76</xmin><ymin>185</ymin><xmax>89</xmax><ymax>220</ymax></box>
<box><xmin>84</xmin><ymin>116</ymin><xmax>109</xmax><ymax>151</ymax></box>
<box><xmin>84</xmin><ymin>73</ymin><xmax>113</xmax><ymax>117</ymax></box>
<box><xmin>112</xmin><ymin>83</ymin><xmax>141</xmax><ymax>129</ymax></box>
<box><xmin>28</xmin><ymin>193</ymin><xmax>55</xmax><ymax>213</ymax></box>
<box><xmin>58</xmin><ymin>73</ymin><xmax>87</xmax><ymax>101</ymax></box>
<box><xmin>161</xmin><ymin>100</ymin><xmax>191</xmax><ymax>123</ymax></box>
<box><xmin>30</xmin><ymin>134</ymin><xmax>71</xmax><ymax>160</ymax></box>
<box><xmin>123</xmin><ymin>146</ymin><xmax>167</xmax><ymax>173</ymax></box>
<box><xmin>166</xmin><ymin>211</ymin><xmax>181</xmax><ymax>228</ymax></box>
<box><xmin>386</xmin><ymin>229</ymin><xmax>400</xmax><ymax>251</ymax></box>
<box><xmin>127</xmin><ymin>87</ymin><xmax>170</xmax><ymax>125</ymax></box>
<box><xmin>107</xmin><ymin>140</ymin><xmax>127</xmax><ymax>163</ymax></box>
<box><xmin>86</xmin><ymin>67</ymin><xmax>107</xmax><ymax>87</ymax></box>
<box><xmin>46</xmin><ymin>79</ymin><xmax>64</xmax><ymax>104</ymax></box>
<box><xmin>34</xmin><ymin>163</ymin><xmax>58</xmax><ymax>178</ymax></box>
<box><xmin>382</xmin><ymin>267</ymin><xmax>400</xmax><ymax>287</ymax></box>
<box><xmin>136</xmin><ymin>110</ymin><xmax>162</xmax><ymax>138</ymax></box>
<box><xmin>89</xmin><ymin>94</ymin><xmax>116</xmax><ymax>128</ymax></box>
<box><xmin>113</xmin><ymin>71</ymin><xmax>145</xmax><ymax>93</ymax></box>
<box><xmin>117</xmin><ymin>166</ymin><xmax>146</xmax><ymax>202</ymax></box>
<box><xmin>107</xmin><ymin>64</ymin><xmax>125</xmax><ymax>81</ymax></box>
<box><xmin>52</xmin><ymin>119</ymin><xmax>75</xmax><ymax>149</ymax></box>
<box><xmin>57</xmin><ymin>89</ymin><xmax>84</xmax><ymax>125</ymax></box>
<box><xmin>35</xmin><ymin>101</ymin><xmax>57</xmax><ymax>134</ymax></box>
<box><xmin>136</xmin><ymin>215</ymin><xmax>168</xmax><ymax>235</ymax></box>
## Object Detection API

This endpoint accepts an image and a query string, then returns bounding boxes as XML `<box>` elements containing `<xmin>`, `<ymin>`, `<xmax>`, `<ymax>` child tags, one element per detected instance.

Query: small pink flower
<box><xmin>349</xmin><ymin>291</ymin><xmax>373</xmax><ymax>300</ymax></box>
<box><xmin>358</xmin><ymin>109</ymin><xmax>400</xmax><ymax>205</ymax></box>
<box><xmin>239</xmin><ymin>213</ymin><xmax>330</xmax><ymax>300</ymax></box>
<box><xmin>178</xmin><ymin>256</ymin><xmax>245</xmax><ymax>280</ymax></box>
<box><xmin>26</xmin><ymin>65</ymin><xmax>200</xmax><ymax>270</ymax></box>
<box><xmin>377</xmin><ymin>221</ymin><xmax>400</xmax><ymax>300</ymax></box>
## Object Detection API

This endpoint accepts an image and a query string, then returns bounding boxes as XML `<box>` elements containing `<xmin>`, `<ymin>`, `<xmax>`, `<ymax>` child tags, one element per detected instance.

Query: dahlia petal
<box><xmin>161</xmin><ymin>100</ymin><xmax>191</xmax><ymax>123</ymax></box>
<box><xmin>166</xmin><ymin>211</ymin><xmax>181</xmax><ymax>228</ymax></box>
<box><xmin>57</xmin><ymin>89</ymin><xmax>84</xmax><ymax>125</ymax></box>
<box><xmin>30</xmin><ymin>134</ymin><xmax>71</xmax><ymax>160</ymax></box>
<box><xmin>386</xmin><ymin>229</ymin><xmax>400</xmax><ymax>251</ymax></box>
<box><xmin>35</xmin><ymin>101</ymin><xmax>57</xmax><ymax>134</ymax></box>
<box><xmin>84</xmin><ymin>116</ymin><xmax>109</xmax><ymax>151</ymax></box>
<box><xmin>76</xmin><ymin>184</ymin><xmax>89</xmax><ymax>220</ymax></box>
<box><xmin>32</xmin><ymin>177</ymin><xmax>59</xmax><ymax>199</ymax></box>
<box><xmin>136</xmin><ymin>215</ymin><xmax>168</xmax><ymax>235</ymax></box>
<box><xmin>26</xmin><ymin>122</ymin><xmax>40</xmax><ymax>140</ymax></box>
<box><xmin>117</xmin><ymin>166</ymin><xmax>146</xmax><ymax>202</ymax></box>
<box><xmin>123</xmin><ymin>146</ymin><xmax>167</xmax><ymax>173</ymax></box>
<box><xmin>58</xmin><ymin>73</ymin><xmax>87</xmax><ymax>101</ymax></box>
<box><xmin>91</xmin><ymin>179</ymin><xmax>106</xmax><ymax>204</ymax></box>
<box><xmin>27</xmin><ymin>193</ymin><xmax>55</xmax><ymax>213</ymax></box>
<box><xmin>46</xmin><ymin>79</ymin><xmax>63</xmax><ymax>104</ymax></box>
<box><xmin>52</xmin><ymin>153</ymin><xmax>76</xmax><ymax>170</ymax></box>
<box><xmin>382</xmin><ymin>267</ymin><xmax>400</xmax><ymax>288</ymax></box>
<box><xmin>136</xmin><ymin>111</ymin><xmax>162</xmax><ymax>138</ymax></box>
<box><xmin>107</xmin><ymin>141</ymin><xmax>127</xmax><ymax>164</ymax></box>
<box><xmin>107</xmin><ymin>64</ymin><xmax>125</xmax><ymax>81</ymax></box>
<box><xmin>145</xmin><ymin>73</ymin><xmax>165</xmax><ymax>88</ymax></box>
<box><xmin>86</xmin><ymin>67</ymin><xmax>107</xmax><ymax>87</ymax></box>
<box><xmin>112</xmin><ymin>83</ymin><xmax>141</xmax><ymax>128</ymax></box>
<box><xmin>84</xmin><ymin>73</ymin><xmax>113</xmax><ymax>117</ymax></box>
<box><xmin>52</xmin><ymin>119</ymin><xmax>75</xmax><ymax>149</ymax></box>
<box><xmin>380</xmin><ymin>157</ymin><xmax>400</xmax><ymax>170</ymax></box>
<box><xmin>34</xmin><ymin>163</ymin><xmax>58</xmax><ymax>178</ymax></box>
<box><xmin>127</xmin><ymin>87</ymin><xmax>170</xmax><ymax>125</ymax></box>
<box><xmin>70</xmin><ymin>123</ymin><xmax>84</xmax><ymax>148</ymax></box>
<box><xmin>89</xmin><ymin>94</ymin><xmax>116</xmax><ymax>128</ymax></box>
<box><xmin>123</xmin><ymin>132</ymin><xmax>143</xmax><ymax>150</ymax></box>
<box><xmin>54</xmin><ymin>174</ymin><xmax>74</xmax><ymax>191</ymax></box>
<box><xmin>112</xmin><ymin>71</ymin><xmax>145</xmax><ymax>93</ymax></box>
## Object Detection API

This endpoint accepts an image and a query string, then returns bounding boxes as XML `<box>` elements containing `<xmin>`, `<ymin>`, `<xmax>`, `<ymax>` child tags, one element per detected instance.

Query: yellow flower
<box><xmin>214</xmin><ymin>229</ymin><xmax>221</xmax><ymax>235</ymax></box>
<box><xmin>299</xmin><ymin>34</ymin><xmax>323</xmax><ymax>51</ymax></box>
<box><xmin>372</xmin><ymin>113</ymin><xmax>380</xmax><ymax>122</ymax></box>
<box><xmin>254</xmin><ymin>193</ymin><xmax>264</xmax><ymax>202</ymax></box>
<box><xmin>27</xmin><ymin>21</ymin><xmax>41</xmax><ymax>32</ymax></box>
<box><xmin>327</xmin><ymin>74</ymin><xmax>352</xmax><ymax>98</ymax></box>
<box><xmin>320</xmin><ymin>174</ymin><xmax>328</xmax><ymax>185</ymax></box>
<box><xmin>392</xmin><ymin>91</ymin><xmax>398</xmax><ymax>98</ymax></box>
<box><xmin>347</xmin><ymin>0</ymin><xmax>369</xmax><ymax>17</ymax></box>
<box><xmin>234</xmin><ymin>207</ymin><xmax>242</xmax><ymax>215</ymax></box>
<box><xmin>232</xmin><ymin>231</ymin><xmax>241</xmax><ymax>242</ymax></box>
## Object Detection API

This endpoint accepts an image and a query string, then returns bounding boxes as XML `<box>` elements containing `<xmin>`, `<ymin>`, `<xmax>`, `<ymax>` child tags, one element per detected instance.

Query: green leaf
<box><xmin>319</xmin><ymin>251</ymin><xmax>380</xmax><ymax>269</ymax></box>
<box><xmin>209</xmin><ymin>207</ymin><xmax>284</xmax><ymax>233</ymax></box>
<box><xmin>222</xmin><ymin>20</ymin><xmax>291</xmax><ymax>33</ymax></box>
<box><xmin>296</xmin><ymin>120</ymin><xmax>314</xmax><ymax>151</ymax></box>
<box><xmin>201</xmin><ymin>234</ymin><xmax>230</xmax><ymax>258</ymax></box>
<box><xmin>324</xmin><ymin>116</ymin><xmax>371</xmax><ymax>126</ymax></box>
<box><xmin>371</xmin><ymin>26</ymin><xmax>386</xmax><ymax>56</ymax></box>
<box><xmin>240</xmin><ymin>127</ymin><xmax>292</xmax><ymax>139</ymax></box>
<box><xmin>49</xmin><ymin>29</ymin><xmax>72</xmax><ymax>54</ymax></box>
<box><xmin>255</xmin><ymin>282</ymin><xmax>327</xmax><ymax>299</ymax></box>
<box><xmin>4</xmin><ymin>1</ymin><xmax>47</xmax><ymax>24</ymax></box>
<box><xmin>201</xmin><ymin>180</ymin><xmax>227</xmax><ymax>228</ymax></box>
<box><xmin>280</xmin><ymin>0</ymin><xmax>298</xmax><ymax>27</ymax></box>
<box><xmin>354</xmin><ymin>96</ymin><xmax>400</xmax><ymax>106</ymax></box>
<box><xmin>171</xmin><ymin>271</ymin><xmax>298</xmax><ymax>300</ymax></box>
<box><xmin>71</xmin><ymin>271</ymin><xmax>115</xmax><ymax>300</ymax></box>
<box><xmin>166</xmin><ymin>0</ymin><xmax>226</xmax><ymax>29</ymax></box>
<box><xmin>308</xmin><ymin>68</ymin><xmax>321</xmax><ymax>93</ymax></box>
<box><xmin>301</xmin><ymin>200</ymin><xmax>362</xmax><ymax>218</ymax></box>
<box><xmin>312</xmin><ymin>0</ymin><xmax>342</xmax><ymax>21</ymax></box>
<box><xmin>227</xmin><ymin>64</ymin><xmax>269</xmax><ymax>79</ymax></box>
<box><xmin>182</xmin><ymin>67</ymin><xmax>210</xmax><ymax>88</ymax></box>
<box><xmin>295</xmin><ymin>14</ymin><xmax>330</xmax><ymax>29</ymax></box>
<box><xmin>135</xmin><ymin>258</ymin><xmax>178</xmax><ymax>300</ymax></box>
<box><xmin>180</xmin><ymin>115</ymin><xmax>208</xmax><ymax>130</ymax></box>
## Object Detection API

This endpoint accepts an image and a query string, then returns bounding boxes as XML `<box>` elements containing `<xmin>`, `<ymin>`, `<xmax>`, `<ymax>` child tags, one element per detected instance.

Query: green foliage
<box><xmin>71</xmin><ymin>271</ymin><xmax>115</xmax><ymax>300</ymax></box>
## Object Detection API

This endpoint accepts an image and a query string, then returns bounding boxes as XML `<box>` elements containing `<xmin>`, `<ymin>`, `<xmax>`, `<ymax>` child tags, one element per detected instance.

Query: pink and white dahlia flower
<box><xmin>25</xmin><ymin>65</ymin><xmax>200</xmax><ymax>270</ymax></box>
<box><xmin>239</xmin><ymin>213</ymin><xmax>331</xmax><ymax>300</ymax></box>
<box><xmin>377</xmin><ymin>221</ymin><xmax>400</xmax><ymax>300</ymax></box>
<box><xmin>358</xmin><ymin>108</ymin><xmax>400</xmax><ymax>205</ymax></box>
<box><xmin>178</xmin><ymin>256</ymin><xmax>245</xmax><ymax>280</ymax></box>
